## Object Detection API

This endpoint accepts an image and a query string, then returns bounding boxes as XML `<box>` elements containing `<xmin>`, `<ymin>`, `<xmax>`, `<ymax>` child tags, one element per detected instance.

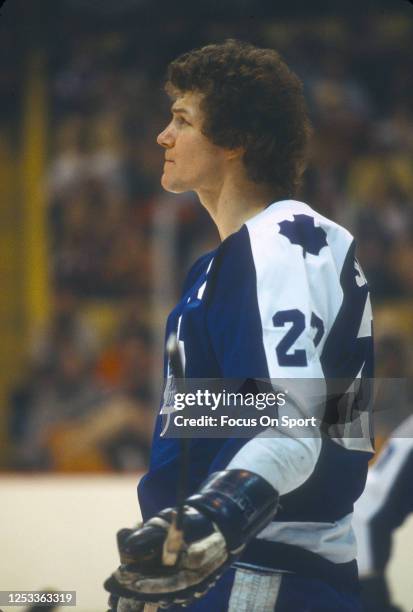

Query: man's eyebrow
<box><xmin>171</xmin><ymin>106</ymin><xmax>190</xmax><ymax>115</ymax></box>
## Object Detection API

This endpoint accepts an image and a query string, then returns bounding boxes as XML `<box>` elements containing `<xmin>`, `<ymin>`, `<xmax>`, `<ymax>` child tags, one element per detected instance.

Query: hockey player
<box><xmin>353</xmin><ymin>415</ymin><xmax>413</xmax><ymax>612</ymax></box>
<box><xmin>105</xmin><ymin>40</ymin><xmax>374</xmax><ymax>611</ymax></box>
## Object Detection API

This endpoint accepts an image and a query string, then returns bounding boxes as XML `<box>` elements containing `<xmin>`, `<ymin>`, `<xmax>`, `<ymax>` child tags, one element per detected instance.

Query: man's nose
<box><xmin>157</xmin><ymin>123</ymin><xmax>174</xmax><ymax>148</ymax></box>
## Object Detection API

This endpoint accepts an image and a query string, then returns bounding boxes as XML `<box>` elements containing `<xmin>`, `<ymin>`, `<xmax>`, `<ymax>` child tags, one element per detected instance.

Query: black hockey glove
<box><xmin>104</xmin><ymin>469</ymin><xmax>278</xmax><ymax>608</ymax></box>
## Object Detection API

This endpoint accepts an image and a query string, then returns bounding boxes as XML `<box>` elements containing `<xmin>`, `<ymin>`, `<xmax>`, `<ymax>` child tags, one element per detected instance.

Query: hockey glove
<box><xmin>104</xmin><ymin>469</ymin><xmax>278</xmax><ymax>608</ymax></box>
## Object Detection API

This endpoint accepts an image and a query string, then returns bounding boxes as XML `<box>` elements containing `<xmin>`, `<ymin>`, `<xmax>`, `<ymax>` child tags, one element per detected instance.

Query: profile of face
<box><xmin>157</xmin><ymin>91</ymin><xmax>228</xmax><ymax>194</ymax></box>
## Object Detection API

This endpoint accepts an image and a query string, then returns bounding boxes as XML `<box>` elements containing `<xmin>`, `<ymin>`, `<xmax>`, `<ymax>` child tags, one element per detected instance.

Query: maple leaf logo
<box><xmin>278</xmin><ymin>214</ymin><xmax>328</xmax><ymax>257</ymax></box>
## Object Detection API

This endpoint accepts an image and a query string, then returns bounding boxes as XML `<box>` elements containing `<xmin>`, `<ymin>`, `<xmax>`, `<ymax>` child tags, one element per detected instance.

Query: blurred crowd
<box><xmin>6</xmin><ymin>11</ymin><xmax>413</xmax><ymax>471</ymax></box>
<box><xmin>9</xmin><ymin>282</ymin><xmax>154</xmax><ymax>471</ymax></box>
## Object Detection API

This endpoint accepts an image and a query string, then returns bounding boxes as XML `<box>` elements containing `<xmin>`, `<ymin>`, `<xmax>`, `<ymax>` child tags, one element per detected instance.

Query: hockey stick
<box><xmin>161</xmin><ymin>333</ymin><xmax>189</xmax><ymax>566</ymax></box>
<box><xmin>142</xmin><ymin>335</ymin><xmax>189</xmax><ymax>612</ymax></box>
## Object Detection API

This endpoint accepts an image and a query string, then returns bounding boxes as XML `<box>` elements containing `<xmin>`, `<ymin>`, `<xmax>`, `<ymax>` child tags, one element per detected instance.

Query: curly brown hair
<box><xmin>165</xmin><ymin>39</ymin><xmax>312</xmax><ymax>196</ymax></box>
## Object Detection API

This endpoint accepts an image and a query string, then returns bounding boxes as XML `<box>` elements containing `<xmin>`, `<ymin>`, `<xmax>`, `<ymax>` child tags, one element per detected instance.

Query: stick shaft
<box><xmin>163</xmin><ymin>334</ymin><xmax>190</xmax><ymax>564</ymax></box>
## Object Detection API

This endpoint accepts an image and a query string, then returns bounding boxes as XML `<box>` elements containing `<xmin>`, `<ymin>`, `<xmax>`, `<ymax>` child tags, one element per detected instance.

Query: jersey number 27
<box><xmin>272</xmin><ymin>309</ymin><xmax>324</xmax><ymax>366</ymax></box>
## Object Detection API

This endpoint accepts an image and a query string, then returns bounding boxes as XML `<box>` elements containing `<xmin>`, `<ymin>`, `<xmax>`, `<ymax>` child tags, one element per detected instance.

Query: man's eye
<box><xmin>175</xmin><ymin>116</ymin><xmax>189</xmax><ymax>126</ymax></box>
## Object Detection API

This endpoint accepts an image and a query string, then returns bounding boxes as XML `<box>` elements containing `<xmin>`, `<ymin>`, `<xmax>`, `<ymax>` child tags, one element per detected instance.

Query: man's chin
<box><xmin>161</xmin><ymin>176</ymin><xmax>188</xmax><ymax>194</ymax></box>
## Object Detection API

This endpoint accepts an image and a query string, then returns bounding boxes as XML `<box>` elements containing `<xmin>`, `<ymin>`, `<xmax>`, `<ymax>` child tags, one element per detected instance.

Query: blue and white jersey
<box><xmin>353</xmin><ymin>415</ymin><xmax>413</xmax><ymax>576</ymax></box>
<box><xmin>138</xmin><ymin>199</ymin><xmax>374</xmax><ymax>588</ymax></box>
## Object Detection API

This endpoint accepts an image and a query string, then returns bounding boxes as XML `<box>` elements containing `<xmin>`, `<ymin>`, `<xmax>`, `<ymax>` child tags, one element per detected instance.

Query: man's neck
<box><xmin>197</xmin><ymin>174</ymin><xmax>278</xmax><ymax>240</ymax></box>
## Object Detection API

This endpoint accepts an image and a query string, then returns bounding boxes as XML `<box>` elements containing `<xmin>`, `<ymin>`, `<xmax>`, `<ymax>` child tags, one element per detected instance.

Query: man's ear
<box><xmin>226</xmin><ymin>146</ymin><xmax>244</xmax><ymax>161</ymax></box>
